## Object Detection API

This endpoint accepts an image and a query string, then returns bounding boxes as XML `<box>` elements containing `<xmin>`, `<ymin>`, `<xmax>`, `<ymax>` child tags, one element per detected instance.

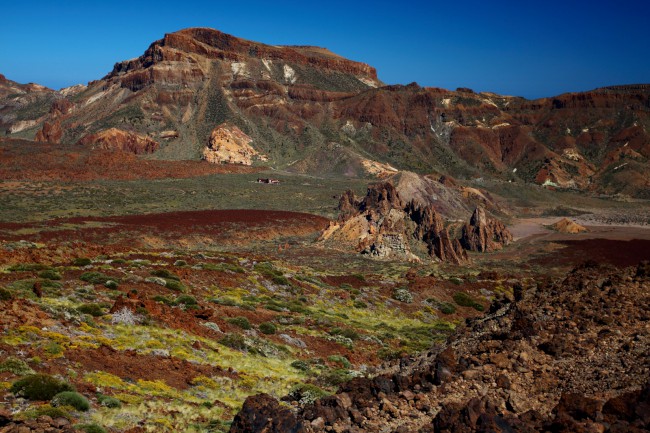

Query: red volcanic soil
<box><xmin>531</xmin><ymin>238</ymin><xmax>650</xmax><ymax>268</ymax></box>
<box><xmin>0</xmin><ymin>138</ymin><xmax>261</xmax><ymax>181</ymax></box>
<box><xmin>0</xmin><ymin>209</ymin><xmax>329</xmax><ymax>265</ymax></box>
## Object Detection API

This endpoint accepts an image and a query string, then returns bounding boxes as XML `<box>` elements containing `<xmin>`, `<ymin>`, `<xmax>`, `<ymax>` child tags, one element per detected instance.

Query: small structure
<box><xmin>257</xmin><ymin>178</ymin><xmax>280</xmax><ymax>184</ymax></box>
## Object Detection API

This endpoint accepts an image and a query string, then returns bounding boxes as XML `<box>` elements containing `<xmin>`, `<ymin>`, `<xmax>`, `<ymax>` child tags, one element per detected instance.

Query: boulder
<box><xmin>229</xmin><ymin>393</ymin><xmax>305</xmax><ymax>433</ymax></box>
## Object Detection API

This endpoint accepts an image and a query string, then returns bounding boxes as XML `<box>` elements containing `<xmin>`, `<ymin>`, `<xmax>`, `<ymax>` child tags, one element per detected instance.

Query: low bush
<box><xmin>51</xmin><ymin>391</ymin><xmax>90</xmax><ymax>411</ymax></box>
<box><xmin>0</xmin><ymin>357</ymin><xmax>34</xmax><ymax>375</ymax></box>
<box><xmin>97</xmin><ymin>394</ymin><xmax>121</xmax><ymax>408</ymax></box>
<box><xmin>227</xmin><ymin>316</ymin><xmax>251</xmax><ymax>330</ymax></box>
<box><xmin>259</xmin><ymin>322</ymin><xmax>277</xmax><ymax>335</ymax></box>
<box><xmin>151</xmin><ymin>269</ymin><xmax>180</xmax><ymax>281</ymax></box>
<box><xmin>453</xmin><ymin>292</ymin><xmax>484</xmax><ymax>311</ymax></box>
<box><xmin>164</xmin><ymin>280</ymin><xmax>185</xmax><ymax>292</ymax></box>
<box><xmin>11</xmin><ymin>374</ymin><xmax>74</xmax><ymax>400</ymax></box>
<box><xmin>104</xmin><ymin>280</ymin><xmax>119</xmax><ymax>289</ymax></box>
<box><xmin>392</xmin><ymin>287</ymin><xmax>413</xmax><ymax>303</ymax></box>
<box><xmin>38</xmin><ymin>269</ymin><xmax>62</xmax><ymax>280</ymax></box>
<box><xmin>73</xmin><ymin>258</ymin><xmax>92</xmax><ymax>266</ymax></box>
<box><xmin>327</xmin><ymin>355</ymin><xmax>351</xmax><ymax>369</ymax></box>
<box><xmin>0</xmin><ymin>287</ymin><xmax>12</xmax><ymax>301</ymax></box>
<box><xmin>219</xmin><ymin>333</ymin><xmax>248</xmax><ymax>351</ymax></box>
<box><xmin>174</xmin><ymin>295</ymin><xmax>197</xmax><ymax>305</ymax></box>
<box><xmin>173</xmin><ymin>260</ymin><xmax>187</xmax><ymax>267</ymax></box>
<box><xmin>75</xmin><ymin>423</ymin><xmax>107</xmax><ymax>433</ymax></box>
<box><xmin>290</xmin><ymin>360</ymin><xmax>310</xmax><ymax>371</ymax></box>
<box><xmin>18</xmin><ymin>404</ymin><xmax>70</xmax><ymax>420</ymax></box>
<box><xmin>79</xmin><ymin>272</ymin><xmax>113</xmax><ymax>285</ymax></box>
<box><xmin>329</xmin><ymin>327</ymin><xmax>359</xmax><ymax>340</ymax></box>
<box><xmin>77</xmin><ymin>303</ymin><xmax>105</xmax><ymax>317</ymax></box>
<box><xmin>439</xmin><ymin>302</ymin><xmax>456</xmax><ymax>314</ymax></box>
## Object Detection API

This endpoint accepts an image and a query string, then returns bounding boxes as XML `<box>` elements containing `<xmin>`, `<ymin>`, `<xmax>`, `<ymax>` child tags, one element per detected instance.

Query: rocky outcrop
<box><xmin>35</xmin><ymin>120</ymin><xmax>63</xmax><ymax>143</ymax></box>
<box><xmin>461</xmin><ymin>207</ymin><xmax>513</xmax><ymax>252</ymax></box>
<box><xmin>548</xmin><ymin>217</ymin><xmax>588</xmax><ymax>234</ymax></box>
<box><xmin>78</xmin><ymin>128</ymin><xmax>159</xmax><ymax>154</ymax></box>
<box><xmin>202</xmin><ymin>123</ymin><xmax>265</xmax><ymax>165</ymax></box>
<box><xmin>229</xmin><ymin>262</ymin><xmax>650</xmax><ymax>432</ymax></box>
<box><xmin>322</xmin><ymin>181</ymin><xmax>481</xmax><ymax>263</ymax></box>
<box><xmin>229</xmin><ymin>393</ymin><xmax>305</xmax><ymax>433</ymax></box>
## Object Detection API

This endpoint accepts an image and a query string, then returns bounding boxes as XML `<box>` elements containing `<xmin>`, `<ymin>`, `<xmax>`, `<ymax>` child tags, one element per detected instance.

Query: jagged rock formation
<box><xmin>229</xmin><ymin>262</ymin><xmax>650</xmax><ymax>433</ymax></box>
<box><xmin>460</xmin><ymin>207</ymin><xmax>513</xmax><ymax>252</ymax></box>
<box><xmin>202</xmin><ymin>122</ymin><xmax>265</xmax><ymax>165</ymax></box>
<box><xmin>548</xmin><ymin>217</ymin><xmax>588</xmax><ymax>234</ymax></box>
<box><xmin>77</xmin><ymin>128</ymin><xmax>159</xmax><ymax>154</ymax></box>
<box><xmin>321</xmin><ymin>180</ymin><xmax>510</xmax><ymax>263</ymax></box>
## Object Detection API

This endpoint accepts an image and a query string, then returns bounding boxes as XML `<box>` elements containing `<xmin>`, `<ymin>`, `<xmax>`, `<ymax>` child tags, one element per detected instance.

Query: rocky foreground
<box><xmin>230</xmin><ymin>262</ymin><xmax>650</xmax><ymax>433</ymax></box>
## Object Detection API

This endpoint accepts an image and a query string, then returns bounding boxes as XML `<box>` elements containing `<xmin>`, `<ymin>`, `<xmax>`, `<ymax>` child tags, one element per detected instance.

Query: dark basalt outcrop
<box><xmin>228</xmin><ymin>262</ymin><xmax>650</xmax><ymax>433</ymax></box>
<box><xmin>230</xmin><ymin>394</ymin><xmax>305</xmax><ymax>433</ymax></box>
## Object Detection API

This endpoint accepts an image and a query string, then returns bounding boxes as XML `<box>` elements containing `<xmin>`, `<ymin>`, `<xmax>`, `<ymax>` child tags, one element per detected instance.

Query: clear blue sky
<box><xmin>1</xmin><ymin>0</ymin><xmax>648</xmax><ymax>99</ymax></box>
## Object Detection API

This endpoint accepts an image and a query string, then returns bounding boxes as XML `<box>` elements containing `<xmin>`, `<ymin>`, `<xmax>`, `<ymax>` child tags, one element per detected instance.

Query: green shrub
<box><xmin>219</xmin><ymin>333</ymin><xmax>248</xmax><ymax>351</ymax></box>
<box><xmin>75</xmin><ymin>423</ymin><xmax>107</xmax><ymax>433</ymax></box>
<box><xmin>318</xmin><ymin>368</ymin><xmax>355</xmax><ymax>387</ymax></box>
<box><xmin>327</xmin><ymin>355</ymin><xmax>351</xmax><ymax>369</ymax></box>
<box><xmin>18</xmin><ymin>404</ymin><xmax>70</xmax><ymax>420</ymax></box>
<box><xmin>0</xmin><ymin>357</ymin><xmax>35</xmax><ymax>375</ymax></box>
<box><xmin>165</xmin><ymin>280</ymin><xmax>185</xmax><ymax>292</ymax></box>
<box><xmin>392</xmin><ymin>287</ymin><xmax>413</xmax><ymax>303</ymax></box>
<box><xmin>453</xmin><ymin>292</ymin><xmax>484</xmax><ymax>311</ymax></box>
<box><xmin>51</xmin><ymin>391</ymin><xmax>90</xmax><ymax>411</ymax></box>
<box><xmin>227</xmin><ymin>316</ymin><xmax>251</xmax><ymax>330</ymax></box>
<box><xmin>77</xmin><ymin>303</ymin><xmax>105</xmax><ymax>317</ymax></box>
<box><xmin>329</xmin><ymin>327</ymin><xmax>359</xmax><ymax>340</ymax></box>
<box><xmin>290</xmin><ymin>360</ymin><xmax>310</xmax><ymax>371</ymax></box>
<box><xmin>175</xmin><ymin>294</ymin><xmax>197</xmax><ymax>306</ymax></box>
<box><xmin>97</xmin><ymin>394</ymin><xmax>121</xmax><ymax>408</ymax></box>
<box><xmin>152</xmin><ymin>295</ymin><xmax>173</xmax><ymax>305</ymax></box>
<box><xmin>272</xmin><ymin>275</ymin><xmax>290</xmax><ymax>286</ymax></box>
<box><xmin>211</xmin><ymin>297</ymin><xmax>238</xmax><ymax>306</ymax></box>
<box><xmin>259</xmin><ymin>322</ymin><xmax>277</xmax><ymax>335</ymax></box>
<box><xmin>439</xmin><ymin>302</ymin><xmax>456</xmax><ymax>314</ymax></box>
<box><xmin>449</xmin><ymin>277</ymin><xmax>464</xmax><ymax>285</ymax></box>
<box><xmin>11</xmin><ymin>374</ymin><xmax>74</xmax><ymax>400</ymax></box>
<box><xmin>73</xmin><ymin>258</ymin><xmax>92</xmax><ymax>266</ymax></box>
<box><xmin>0</xmin><ymin>287</ymin><xmax>12</xmax><ymax>301</ymax></box>
<box><xmin>38</xmin><ymin>269</ymin><xmax>62</xmax><ymax>280</ymax></box>
<box><xmin>151</xmin><ymin>269</ymin><xmax>180</xmax><ymax>281</ymax></box>
<box><xmin>173</xmin><ymin>260</ymin><xmax>187</xmax><ymax>267</ymax></box>
<box><xmin>353</xmin><ymin>300</ymin><xmax>367</xmax><ymax>309</ymax></box>
<box><xmin>79</xmin><ymin>272</ymin><xmax>112</xmax><ymax>285</ymax></box>
<box><xmin>104</xmin><ymin>280</ymin><xmax>119</xmax><ymax>289</ymax></box>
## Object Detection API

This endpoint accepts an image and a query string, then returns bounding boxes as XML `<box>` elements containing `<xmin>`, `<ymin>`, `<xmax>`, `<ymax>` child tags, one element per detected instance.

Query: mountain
<box><xmin>2</xmin><ymin>28</ymin><xmax>649</xmax><ymax>196</ymax></box>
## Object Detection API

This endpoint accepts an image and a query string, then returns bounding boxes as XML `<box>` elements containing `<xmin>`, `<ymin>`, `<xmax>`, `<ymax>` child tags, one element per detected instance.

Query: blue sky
<box><xmin>1</xmin><ymin>0</ymin><xmax>648</xmax><ymax>99</ymax></box>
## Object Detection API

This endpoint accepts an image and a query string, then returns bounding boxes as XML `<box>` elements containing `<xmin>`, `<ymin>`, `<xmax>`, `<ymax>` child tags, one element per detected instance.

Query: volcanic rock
<box><xmin>202</xmin><ymin>122</ymin><xmax>264</xmax><ymax>165</ymax></box>
<box><xmin>548</xmin><ymin>217</ymin><xmax>588</xmax><ymax>234</ymax></box>
<box><xmin>229</xmin><ymin>393</ymin><xmax>305</xmax><ymax>433</ymax></box>
<box><xmin>229</xmin><ymin>262</ymin><xmax>650</xmax><ymax>433</ymax></box>
<box><xmin>35</xmin><ymin>119</ymin><xmax>63</xmax><ymax>143</ymax></box>
<box><xmin>78</xmin><ymin>128</ymin><xmax>159</xmax><ymax>154</ymax></box>
<box><xmin>461</xmin><ymin>207</ymin><xmax>513</xmax><ymax>252</ymax></box>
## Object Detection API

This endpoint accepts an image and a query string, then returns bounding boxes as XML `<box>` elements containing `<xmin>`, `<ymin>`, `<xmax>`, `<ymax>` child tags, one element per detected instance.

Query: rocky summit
<box><xmin>2</xmin><ymin>28</ymin><xmax>649</xmax><ymax>196</ymax></box>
